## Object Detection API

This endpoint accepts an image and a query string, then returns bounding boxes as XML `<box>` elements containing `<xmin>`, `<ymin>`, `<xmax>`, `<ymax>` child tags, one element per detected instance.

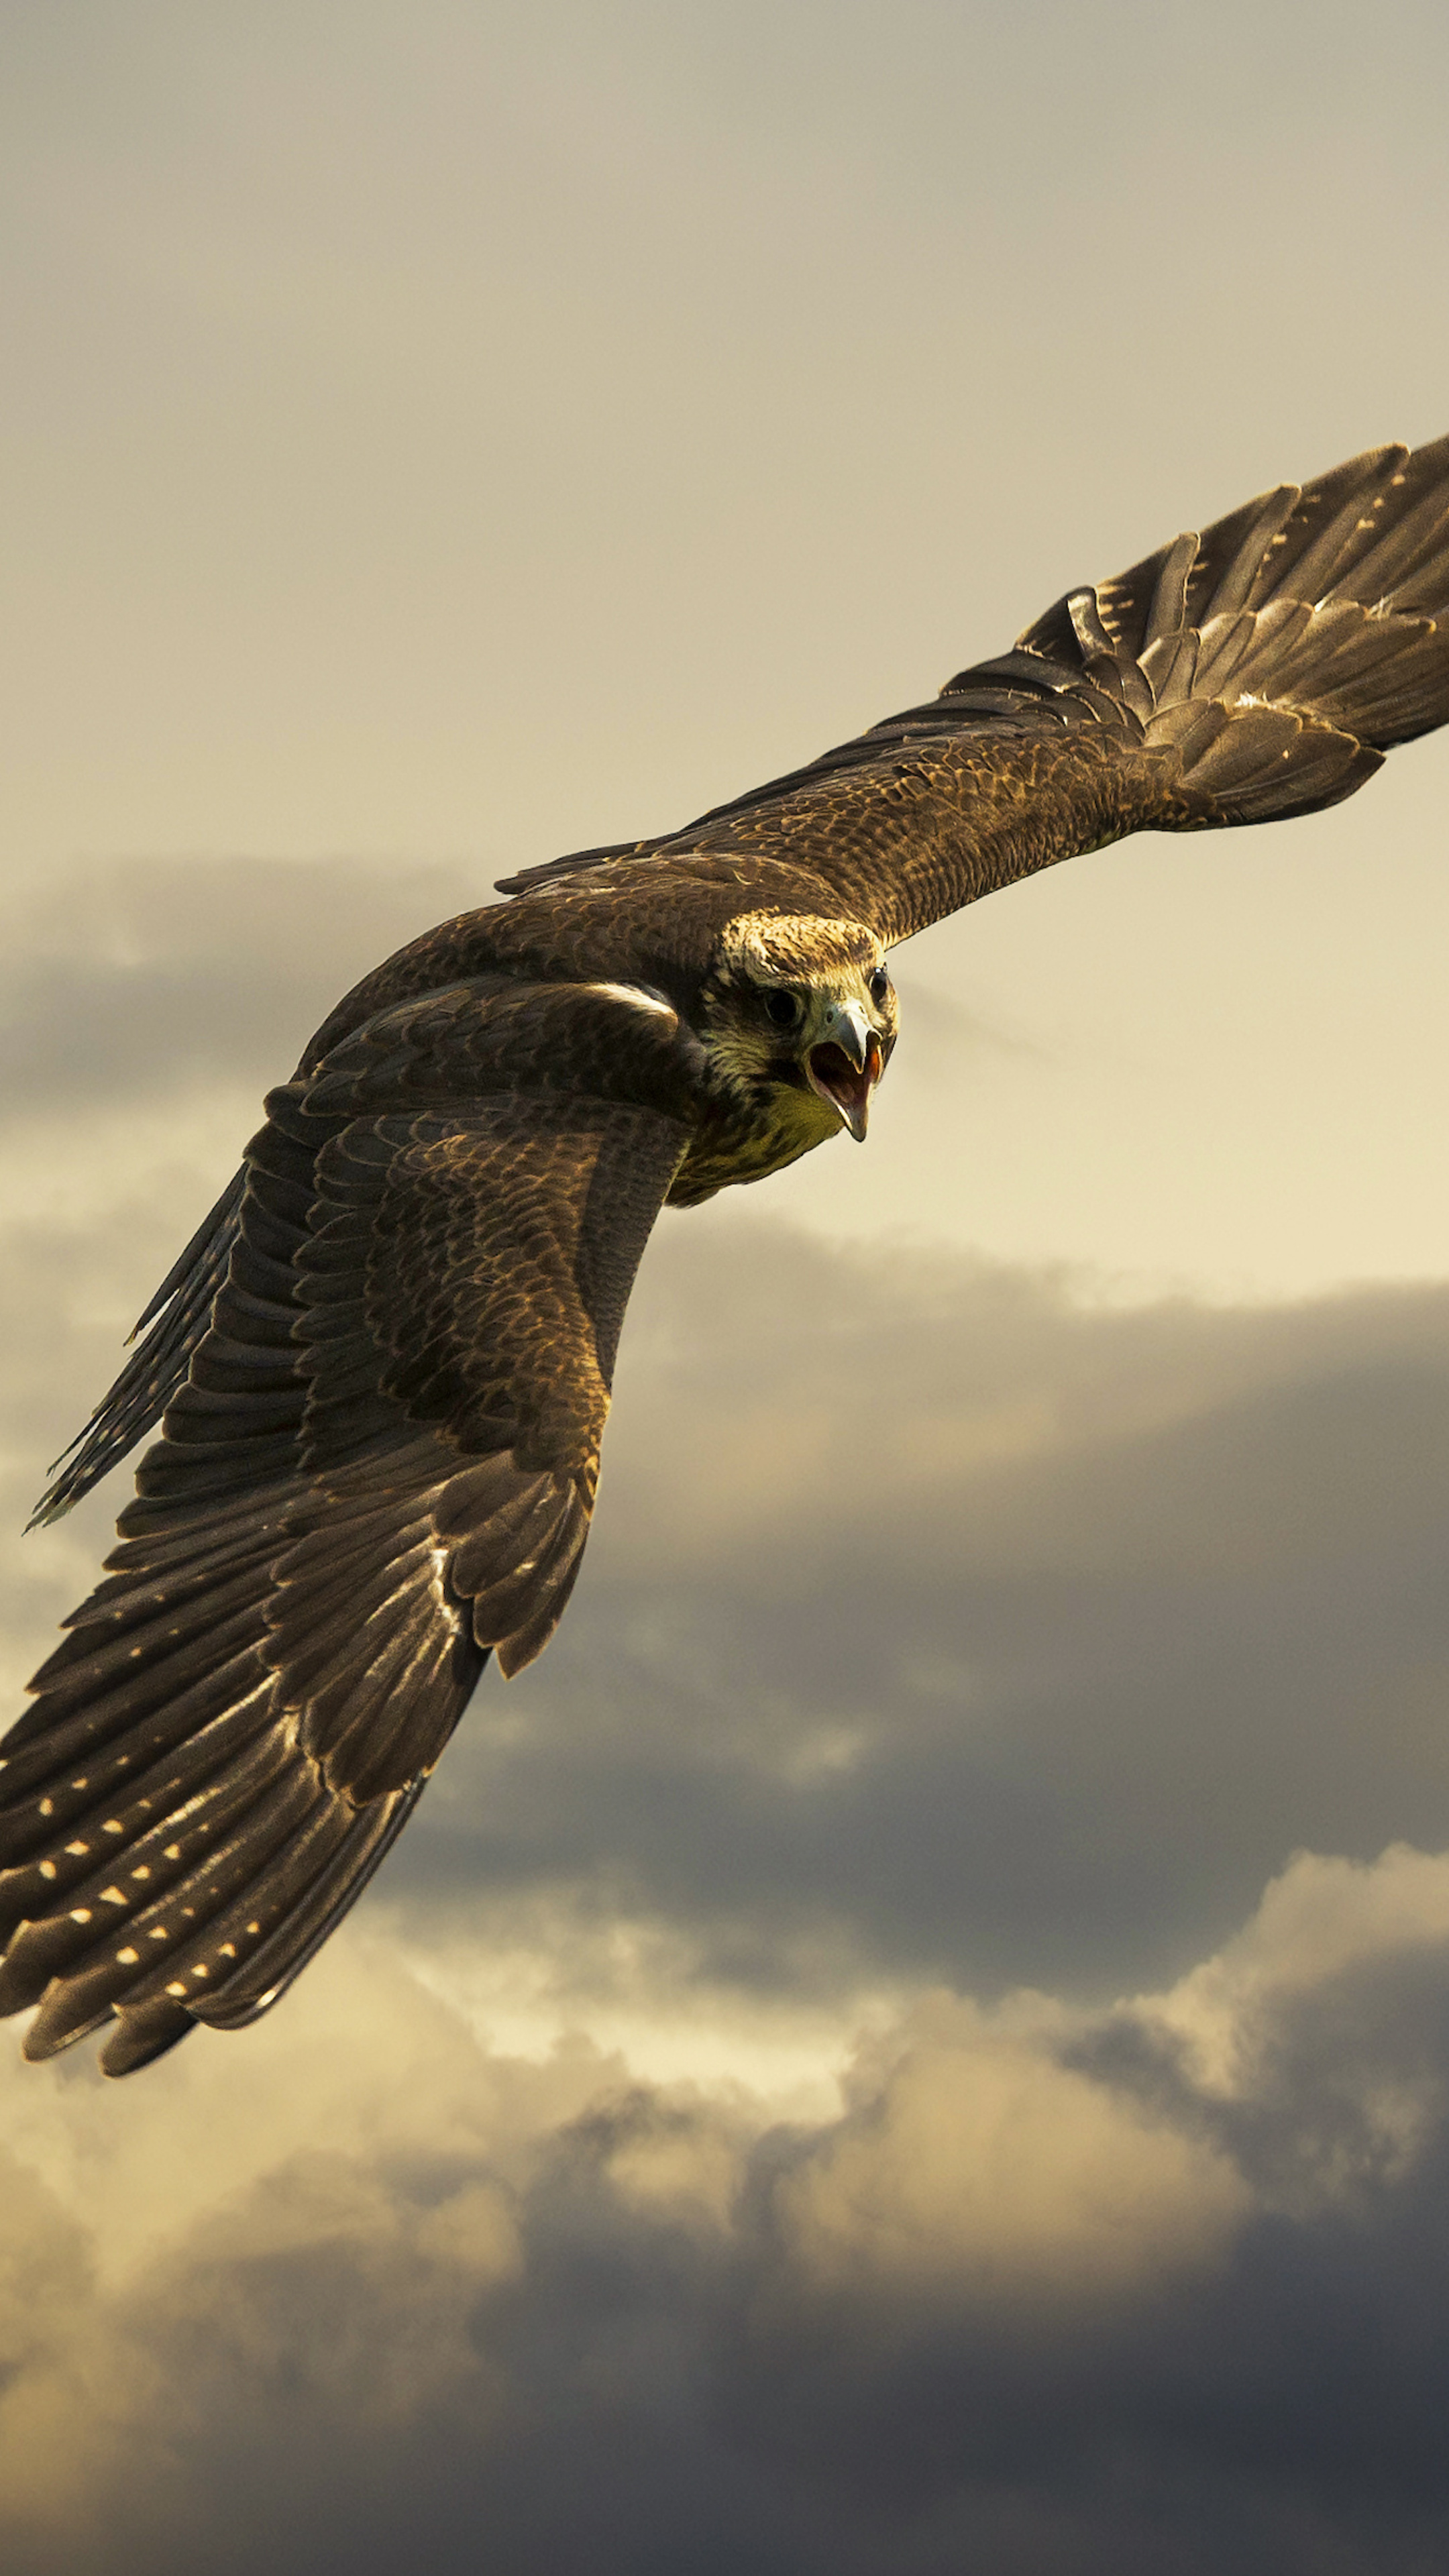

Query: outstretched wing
<box><xmin>0</xmin><ymin>979</ymin><xmax>691</xmax><ymax>2074</ymax></box>
<box><xmin>500</xmin><ymin>436</ymin><xmax>1449</xmax><ymax>945</ymax></box>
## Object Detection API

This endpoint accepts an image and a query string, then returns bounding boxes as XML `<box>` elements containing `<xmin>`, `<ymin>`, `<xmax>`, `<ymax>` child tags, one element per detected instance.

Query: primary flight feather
<box><xmin>5</xmin><ymin>435</ymin><xmax>1449</xmax><ymax>2074</ymax></box>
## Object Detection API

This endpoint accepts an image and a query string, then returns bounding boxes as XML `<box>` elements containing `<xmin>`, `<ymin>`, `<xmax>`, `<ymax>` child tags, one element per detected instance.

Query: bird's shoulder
<box><xmin>297</xmin><ymin>854</ymin><xmax>850</xmax><ymax>1073</ymax></box>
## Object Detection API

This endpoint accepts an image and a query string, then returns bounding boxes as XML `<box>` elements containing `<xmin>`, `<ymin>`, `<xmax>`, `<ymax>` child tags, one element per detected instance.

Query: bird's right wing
<box><xmin>0</xmin><ymin>977</ymin><xmax>693</xmax><ymax>2074</ymax></box>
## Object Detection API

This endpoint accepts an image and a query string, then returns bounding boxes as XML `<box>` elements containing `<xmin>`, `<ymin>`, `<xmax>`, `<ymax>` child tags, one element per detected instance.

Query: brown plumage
<box><xmin>6</xmin><ymin>434</ymin><xmax>1449</xmax><ymax>2074</ymax></box>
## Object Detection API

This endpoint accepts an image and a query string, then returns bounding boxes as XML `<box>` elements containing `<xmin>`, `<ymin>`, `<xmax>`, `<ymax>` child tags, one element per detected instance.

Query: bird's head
<box><xmin>698</xmin><ymin>911</ymin><xmax>898</xmax><ymax>1144</ymax></box>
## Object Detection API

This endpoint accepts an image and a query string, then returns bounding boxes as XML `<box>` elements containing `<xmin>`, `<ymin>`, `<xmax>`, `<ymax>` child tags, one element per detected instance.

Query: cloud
<box><xmin>771</xmin><ymin>1993</ymin><xmax>1249</xmax><ymax>2310</ymax></box>
<box><xmin>2</xmin><ymin>1843</ymin><xmax>1449</xmax><ymax>2573</ymax></box>
<box><xmin>0</xmin><ymin>857</ymin><xmax>479</xmax><ymax>1124</ymax></box>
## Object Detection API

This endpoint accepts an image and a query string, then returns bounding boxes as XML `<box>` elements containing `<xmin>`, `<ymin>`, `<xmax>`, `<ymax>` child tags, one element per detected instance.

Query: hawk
<box><xmin>5</xmin><ymin>437</ymin><xmax>1449</xmax><ymax>2074</ymax></box>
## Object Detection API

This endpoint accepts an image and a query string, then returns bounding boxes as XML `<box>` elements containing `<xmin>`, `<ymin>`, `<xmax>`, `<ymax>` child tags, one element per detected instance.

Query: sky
<box><xmin>3</xmin><ymin>4</ymin><xmax>1449</xmax><ymax>2569</ymax></box>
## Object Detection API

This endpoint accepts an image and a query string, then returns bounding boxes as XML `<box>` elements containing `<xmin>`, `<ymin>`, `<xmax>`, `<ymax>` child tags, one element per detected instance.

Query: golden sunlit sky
<box><xmin>3</xmin><ymin>7</ymin><xmax>1449</xmax><ymax>2571</ymax></box>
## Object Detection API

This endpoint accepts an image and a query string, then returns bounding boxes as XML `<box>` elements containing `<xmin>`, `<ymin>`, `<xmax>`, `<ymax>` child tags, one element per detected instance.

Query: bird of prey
<box><xmin>4</xmin><ymin>436</ymin><xmax>1449</xmax><ymax>2076</ymax></box>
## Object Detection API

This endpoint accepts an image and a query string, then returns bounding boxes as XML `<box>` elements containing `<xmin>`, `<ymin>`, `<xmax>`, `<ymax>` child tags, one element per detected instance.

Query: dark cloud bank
<box><xmin>5</xmin><ymin>1877</ymin><xmax>1449</xmax><ymax>2576</ymax></box>
<box><xmin>0</xmin><ymin>858</ymin><xmax>479</xmax><ymax>1125</ymax></box>
<box><xmin>3</xmin><ymin>860</ymin><xmax>1449</xmax><ymax>2573</ymax></box>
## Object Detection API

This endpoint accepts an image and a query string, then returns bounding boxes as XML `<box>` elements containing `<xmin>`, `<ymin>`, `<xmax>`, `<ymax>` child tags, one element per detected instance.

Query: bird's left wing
<box><xmin>500</xmin><ymin>435</ymin><xmax>1449</xmax><ymax>945</ymax></box>
<box><xmin>0</xmin><ymin>978</ymin><xmax>692</xmax><ymax>2074</ymax></box>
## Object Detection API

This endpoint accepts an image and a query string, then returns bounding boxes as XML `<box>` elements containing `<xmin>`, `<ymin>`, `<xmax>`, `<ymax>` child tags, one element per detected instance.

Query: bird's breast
<box><xmin>666</xmin><ymin>1079</ymin><xmax>841</xmax><ymax>1207</ymax></box>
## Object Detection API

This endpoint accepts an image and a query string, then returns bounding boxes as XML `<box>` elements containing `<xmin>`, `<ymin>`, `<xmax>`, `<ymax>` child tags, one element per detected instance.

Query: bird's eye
<box><xmin>763</xmin><ymin>987</ymin><xmax>802</xmax><ymax>1030</ymax></box>
<box><xmin>869</xmin><ymin>967</ymin><xmax>890</xmax><ymax>1007</ymax></box>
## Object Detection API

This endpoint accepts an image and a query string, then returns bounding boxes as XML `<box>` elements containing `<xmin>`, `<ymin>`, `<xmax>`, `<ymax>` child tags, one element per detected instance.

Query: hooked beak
<box><xmin>806</xmin><ymin>998</ymin><xmax>885</xmax><ymax>1142</ymax></box>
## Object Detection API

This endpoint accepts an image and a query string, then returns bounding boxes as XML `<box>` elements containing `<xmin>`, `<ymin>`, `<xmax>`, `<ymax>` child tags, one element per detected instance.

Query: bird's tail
<box><xmin>953</xmin><ymin>435</ymin><xmax>1449</xmax><ymax>830</ymax></box>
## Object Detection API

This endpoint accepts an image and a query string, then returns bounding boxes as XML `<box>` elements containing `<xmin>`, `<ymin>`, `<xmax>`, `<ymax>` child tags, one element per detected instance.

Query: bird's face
<box><xmin>699</xmin><ymin>912</ymin><xmax>899</xmax><ymax>1150</ymax></box>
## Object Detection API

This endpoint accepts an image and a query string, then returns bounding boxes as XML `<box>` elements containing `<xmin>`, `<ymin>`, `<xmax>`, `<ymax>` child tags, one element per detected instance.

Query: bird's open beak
<box><xmin>807</xmin><ymin>998</ymin><xmax>885</xmax><ymax>1142</ymax></box>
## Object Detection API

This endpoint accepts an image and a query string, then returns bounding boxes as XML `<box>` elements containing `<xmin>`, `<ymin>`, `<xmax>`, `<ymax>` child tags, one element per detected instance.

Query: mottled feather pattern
<box><xmin>5</xmin><ymin>433</ymin><xmax>1449</xmax><ymax>2070</ymax></box>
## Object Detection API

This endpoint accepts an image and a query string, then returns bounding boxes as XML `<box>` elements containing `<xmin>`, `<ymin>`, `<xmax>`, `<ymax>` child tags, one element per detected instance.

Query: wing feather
<box><xmin>29</xmin><ymin>1169</ymin><xmax>248</xmax><ymax>1526</ymax></box>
